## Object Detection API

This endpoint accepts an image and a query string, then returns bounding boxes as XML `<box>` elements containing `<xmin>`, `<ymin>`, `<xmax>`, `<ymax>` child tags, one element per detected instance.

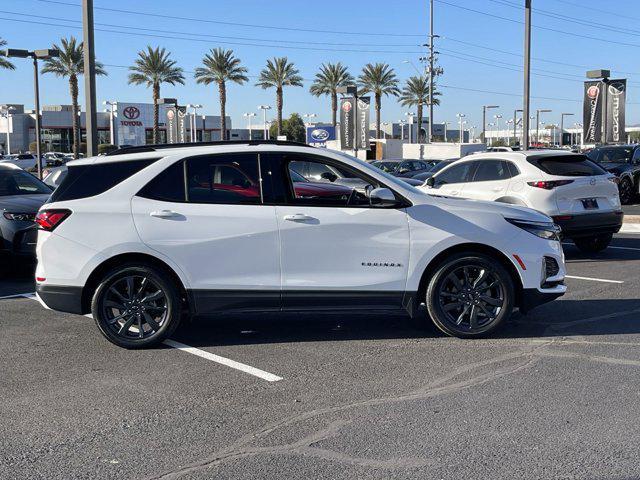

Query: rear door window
<box><xmin>50</xmin><ymin>158</ymin><xmax>159</xmax><ymax>202</ymax></box>
<box><xmin>138</xmin><ymin>160</ymin><xmax>186</xmax><ymax>202</ymax></box>
<box><xmin>527</xmin><ymin>155</ymin><xmax>606</xmax><ymax>177</ymax></box>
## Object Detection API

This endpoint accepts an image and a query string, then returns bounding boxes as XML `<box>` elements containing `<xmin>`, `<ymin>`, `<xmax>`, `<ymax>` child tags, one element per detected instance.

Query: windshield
<box><xmin>289</xmin><ymin>169</ymin><xmax>308</xmax><ymax>183</ymax></box>
<box><xmin>372</xmin><ymin>161</ymin><xmax>400</xmax><ymax>173</ymax></box>
<box><xmin>528</xmin><ymin>155</ymin><xmax>606</xmax><ymax>177</ymax></box>
<box><xmin>430</xmin><ymin>161</ymin><xmax>454</xmax><ymax>173</ymax></box>
<box><xmin>0</xmin><ymin>169</ymin><xmax>52</xmax><ymax>196</ymax></box>
<box><xmin>588</xmin><ymin>147</ymin><xmax>633</xmax><ymax>164</ymax></box>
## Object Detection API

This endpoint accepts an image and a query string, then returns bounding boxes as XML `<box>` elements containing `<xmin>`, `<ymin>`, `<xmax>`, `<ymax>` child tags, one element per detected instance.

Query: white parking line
<box><xmin>563</xmin><ymin>242</ymin><xmax>640</xmax><ymax>252</ymax></box>
<box><xmin>8</xmin><ymin>293</ymin><xmax>283</xmax><ymax>382</ymax></box>
<box><xmin>565</xmin><ymin>275</ymin><xmax>624</xmax><ymax>284</ymax></box>
<box><xmin>620</xmin><ymin>224</ymin><xmax>640</xmax><ymax>234</ymax></box>
<box><xmin>163</xmin><ymin>339</ymin><xmax>283</xmax><ymax>382</ymax></box>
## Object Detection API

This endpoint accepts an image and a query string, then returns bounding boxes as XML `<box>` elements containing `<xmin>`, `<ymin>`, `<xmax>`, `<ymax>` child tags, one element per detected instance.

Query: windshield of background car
<box><xmin>528</xmin><ymin>155</ymin><xmax>607</xmax><ymax>176</ymax></box>
<box><xmin>587</xmin><ymin>147</ymin><xmax>633</xmax><ymax>164</ymax></box>
<box><xmin>0</xmin><ymin>169</ymin><xmax>52</xmax><ymax>196</ymax></box>
<box><xmin>372</xmin><ymin>161</ymin><xmax>400</xmax><ymax>173</ymax></box>
<box><xmin>430</xmin><ymin>161</ymin><xmax>454</xmax><ymax>173</ymax></box>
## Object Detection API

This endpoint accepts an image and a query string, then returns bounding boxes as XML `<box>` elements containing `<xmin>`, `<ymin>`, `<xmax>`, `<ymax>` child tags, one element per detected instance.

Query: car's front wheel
<box><xmin>573</xmin><ymin>233</ymin><xmax>612</xmax><ymax>253</ymax></box>
<box><xmin>91</xmin><ymin>263</ymin><xmax>182</xmax><ymax>349</ymax></box>
<box><xmin>425</xmin><ymin>253</ymin><xmax>515</xmax><ymax>338</ymax></box>
<box><xmin>618</xmin><ymin>178</ymin><xmax>635</xmax><ymax>205</ymax></box>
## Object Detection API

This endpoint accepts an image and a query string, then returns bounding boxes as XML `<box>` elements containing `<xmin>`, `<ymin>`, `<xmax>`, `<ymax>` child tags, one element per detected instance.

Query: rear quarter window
<box><xmin>50</xmin><ymin>158</ymin><xmax>159</xmax><ymax>202</ymax></box>
<box><xmin>527</xmin><ymin>155</ymin><xmax>606</xmax><ymax>177</ymax></box>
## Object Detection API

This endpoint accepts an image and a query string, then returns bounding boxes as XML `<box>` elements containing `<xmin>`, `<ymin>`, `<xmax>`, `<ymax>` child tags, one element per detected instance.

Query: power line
<box><xmin>552</xmin><ymin>0</ymin><xmax>640</xmax><ymax>23</ymax></box>
<box><xmin>32</xmin><ymin>0</ymin><xmax>425</xmax><ymax>37</ymax></box>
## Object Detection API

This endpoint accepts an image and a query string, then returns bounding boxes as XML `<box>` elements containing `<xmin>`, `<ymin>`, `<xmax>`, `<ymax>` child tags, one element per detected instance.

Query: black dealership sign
<box><xmin>177</xmin><ymin>106</ymin><xmax>188</xmax><ymax>143</ymax></box>
<box><xmin>605</xmin><ymin>79</ymin><xmax>626</xmax><ymax>144</ymax></box>
<box><xmin>357</xmin><ymin>97</ymin><xmax>371</xmax><ymax>150</ymax></box>
<box><xmin>583</xmin><ymin>81</ymin><xmax>603</xmax><ymax>144</ymax></box>
<box><xmin>340</xmin><ymin>97</ymin><xmax>354</xmax><ymax>149</ymax></box>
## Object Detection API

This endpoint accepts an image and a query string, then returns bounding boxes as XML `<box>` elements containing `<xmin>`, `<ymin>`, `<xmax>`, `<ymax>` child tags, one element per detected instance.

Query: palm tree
<box><xmin>0</xmin><ymin>38</ymin><xmax>15</xmax><ymax>70</ymax></box>
<box><xmin>194</xmin><ymin>48</ymin><xmax>248</xmax><ymax>141</ymax></box>
<box><xmin>358</xmin><ymin>63</ymin><xmax>400</xmax><ymax>139</ymax></box>
<box><xmin>309</xmin><ymin>63</ymin><xmax>353</xmax><ymax>127</ymax></box>
<box><xmin>42</xmin><ymin>37</ymin><xmax>107</xmax><ymax>158</ymax></box>
<box><xmin>128</xmin><ymin>46</ymin><xmax>185</xmax><ymax>144</ymax></box>
<box><xmin>256</xmin><ymin>57</ymin><xmax>303</xmax><ymax>137</ymax></box>
<box><xmin>399</xmin><ymin>75</ymin><xmax>441</xmax><ymax>143</ymax></box>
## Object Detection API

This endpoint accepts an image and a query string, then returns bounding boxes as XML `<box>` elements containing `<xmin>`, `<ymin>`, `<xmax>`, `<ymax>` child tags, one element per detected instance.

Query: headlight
<box><xmin>3</xmin><ymin>212</ymin><xmax>36</xmax><ymax>222</ymax></box>
<box><xmin>506</xmin><ymin>218</ymin><xmax>561</xmax><ymax>241</ymax></box>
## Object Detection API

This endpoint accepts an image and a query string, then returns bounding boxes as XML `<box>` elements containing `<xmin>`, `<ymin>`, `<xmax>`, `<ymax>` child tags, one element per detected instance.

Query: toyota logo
<box><xmin>122</xmin><ymin>106</ymin><xmax>140</xmax><ymax>120</ymax></box>
<box><xmin>586</xmin><ymin>85</ymin><xmax>599</xmax><ymax>100</ymax></box>
<box><xmin>342</xmin><ymin>101</ymin><xmax>352</xmax><ymax>112</ymax></box>
<box><xmin>310</xmin><ymin>129</ymin><xmax>330</xmax><ymax>141</ymax></box>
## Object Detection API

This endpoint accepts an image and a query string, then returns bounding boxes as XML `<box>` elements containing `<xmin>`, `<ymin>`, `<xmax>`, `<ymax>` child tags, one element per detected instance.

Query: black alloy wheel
<box><xmin>92</xmin><ymin>264</ymin><xmax>181</xmax><ymax>348</ymax></box>
<box><xmin>425</xmin><ymin>253</ymin><xmax>514</xmax><ymax>338</ymax></box>
<box><xmin>618</xmin><ymin>178</ymin><xmax>635</xmax><ymax>205</ymax></box>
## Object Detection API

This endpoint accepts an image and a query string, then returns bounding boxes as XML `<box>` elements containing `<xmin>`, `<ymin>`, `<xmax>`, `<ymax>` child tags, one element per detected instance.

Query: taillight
<box><xmin>35</xmin><ymin>209</ymin><xmax>71</xmax><ymax>231</ymax></box>
<box><xmin>527</xmin><ymin>180</ymin><xmax>574</xmax><ymax>190</ymax></box>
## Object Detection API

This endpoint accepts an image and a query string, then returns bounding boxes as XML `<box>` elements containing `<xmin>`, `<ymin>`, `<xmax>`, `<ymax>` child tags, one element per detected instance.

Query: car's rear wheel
<box><xmin>425</xmin><ymin>253</ymin><xmax>515</xmax><ymax>338</ymax></box>
<box><xmin>91</xmin><ymin>264</ymin><xmax>181</xmax><ymax>349</ymax></box>
<box><xmin>573</xmin><ymin>233</ymin><xmax>612</xmax><ymax>253</ymax></box>
<box><xmin>618</xmin><ymin>178</ymin><xmax>635</xmax><ymax>205</ymax></box>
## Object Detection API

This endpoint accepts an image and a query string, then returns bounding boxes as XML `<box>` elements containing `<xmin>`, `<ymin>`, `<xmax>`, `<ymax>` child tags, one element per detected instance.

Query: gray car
<box><xmin>0</xmin><ymin>164</ymin><xmax>52</xmax><ymax>261</ymax></box>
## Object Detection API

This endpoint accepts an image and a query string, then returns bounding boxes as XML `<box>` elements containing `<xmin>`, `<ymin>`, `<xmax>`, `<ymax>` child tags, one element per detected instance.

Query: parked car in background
<box><xmin>43</xmin><ymin>152</ymin><xmax>68</xmax><ymax>167</ymax></box>
<box><xmin>0</xmin><ymin>163</ymin><xmax>53</xmax><ymax>267</ymax></box>
<box><xmin>586</xmin><ymin>145</ymin><xmax>640</xmax><ymax>205</ymax></box>
<box><xmin>42</xmin><ymin>165</ymin><xmax>68</xmax><ymax>189</ymax></box>
<box><xmin>419</xmin><ymin>150</ymin><xmax>622</xmax><ymax>252</ymax></box>
<box><xmin>411</xmin><ymin>159</ymin><xmax>460</xmax><ymax>184</ymax></box>
<box><xmin>0</xmin><ymin>153</ymin><xmax>46</xmax><ymax>171</ymax></box>
<box><xmin>35</xmin><ymin>141</ymin><xmax>566</xmax><ymax>348</ymax></box>
<box><xmin>371</xmin><ymin>159</ymin><xmax>436</xmax><ymax>178</ymax></box>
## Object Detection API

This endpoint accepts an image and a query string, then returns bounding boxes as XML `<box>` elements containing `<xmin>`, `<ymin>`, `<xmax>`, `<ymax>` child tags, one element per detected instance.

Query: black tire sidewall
<box><xmin>91</xmin><ymin>264</ymin><xmax>181</xmax><ymax>349</ymax></box>
<box><xmin>619</xmin><ymin>179</ymin><xmax>634</xmax><ymax>205</ymax></box>
<box><xmin>425</xmin><ymin>253</ymin><xmax>514</xmax><ymax>338</ymax></box>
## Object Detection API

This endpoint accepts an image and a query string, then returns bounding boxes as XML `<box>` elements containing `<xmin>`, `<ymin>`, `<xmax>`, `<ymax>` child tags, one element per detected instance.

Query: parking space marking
<box><xmin>563</xmin><ymin>243</ymin><xmax>640</xmax><ymax>252</ymax></box>
<box><xmin>163</xmin><ymin>339</ymin><xmax>283</xmax><ymax>382</ymax></box>
<box><xmin>620</xmin><ymin>224</ymin><xmax>640</xmax><ymax>234</ymax></box>
<box><xmin>565</xmin><ymin>275</ymin><xmax>624</xmax><ymax>284</ymax></box>
<box><xmin>0</xmin><ymin>292</ymin><xmax>35</xmax><ymax>300</ymax></box>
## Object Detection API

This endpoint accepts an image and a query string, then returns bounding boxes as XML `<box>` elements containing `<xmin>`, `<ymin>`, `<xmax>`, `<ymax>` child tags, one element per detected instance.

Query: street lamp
<box><xmin>443</xmin><ymin>121</ymin><xmax>449</xmax><ymax>142</ymax></box>
<box><xmin>512</xmin><ymin>109</ymin><xmax>523</xmax><ymax>146</ymax></box>
<box><xmin>381</xmin><ymin>122</ymin><xmax>390</xmax><ymax>140</ymax></box>
<box><xmin>0</xmin><ymin>105</ymin><xmax>16</xmax><ymax>154</ymax></box>
<box><xmin>456</xmin><ymin>113</ymin><xmax>466</xmax><ymax>143</ymax></box>
<box><xmin>405</xmin><ymin>112</ymin><xmax>416</xmax><ymax>143</ymax></box>
<box><xmin>399</xmin><ymin>119</ymin><xmax>407</xmax><ymax>141</ymax></box>
<box><xmin>186</xmin><ymin>104</ymin><xmax>202</xmax><ymax>142</ymax></box>
<box><xmin>102</xmin><ymin>100</ymin><xmax>116</xmax><ymax>145</ymax></box>
<box><xmin>493</xmin><ymin>114</ymin><xmax>503</xmax><ymax>143</ymax></box>
<box><xmin>536</xmin><ymin>109</ymin><xmax>552</xmax><ymax>146</ymax></box>
<box><xmin>303</xmin><ymin>113</ymin><xmax>317</xmax><ymax>128</ymax></box>
<box><xmin>243</xmin><ymin>112</ymin><xmax>256</xmax><ymax>140</ymax></box>
<box><xmin>559</xmin><ymin>113</ymin><xmax>574</xmax><ymax>147</ymax></box>
<box><xmin>482</xmin><ymin>105</ymin><xmax>499</xmax><ymax>146</ymax></box>
<box><xmin>258</xmin><ymin>105</ymin><xmax>271</xmax><ymax>140</ymax></box>
<box><xmin>2</xmin><ymin>48</ymin><xmax>60</xmax><ymax>179</ymax></box>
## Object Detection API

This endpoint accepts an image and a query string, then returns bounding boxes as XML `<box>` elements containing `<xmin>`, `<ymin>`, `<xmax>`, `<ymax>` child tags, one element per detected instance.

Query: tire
<box><xmin>573</xmin><ymin>233</ymin><xmax>613</xmax><ymax>254</ymax></box>
<box><xmin>425</xmin><ymin>253</ymin><xmax>515</xmax><ymax>338</ymax></box>
<box><xmin>91</xmin><ymin>263</ymin><xmax>182</xmax><ymax>349</ymax></box>
<box><xmin>618</xmin><ymin>178</ymin><xmax>635</xmax><ymax>205</ymax></box>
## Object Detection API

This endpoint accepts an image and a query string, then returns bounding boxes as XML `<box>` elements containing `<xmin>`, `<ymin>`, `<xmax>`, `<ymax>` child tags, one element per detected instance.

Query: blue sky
<box><xmin>1</xmin><ymin>0</ymin><xmax>639</xmax><ymax>131</ymax></box>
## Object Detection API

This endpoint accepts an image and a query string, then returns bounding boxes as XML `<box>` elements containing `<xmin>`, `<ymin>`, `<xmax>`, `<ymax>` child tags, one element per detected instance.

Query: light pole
<box><xmin>243</xmin><ymin>112</ymin><xmax>256</xmax><ymax>140</ymax></box>
<box><xmin>487</xmin><ymin>122</ymin><xmax>495</xmax><ymax>145</ymax></box>
<box><xmin>303</xmin><ymin>113</ymin><xmax>317</xmax><ymax>128</ymax></box>
<box><xmin>513</xmin><ymin>109</ymin><xmax>523</xmax><ymax>146</ymax></box>
<box><xmin>482</xmin><ymin>105</ymin><xmax>499</xmax><ymax>146</ymax></box>
<box><xmin>493</xmin><ymin>114</ymin><xmax>502</xmax><ymax>144</ymax></box>
<box><xmin>103</xmin><ymin>100</ymin><xmax>116</xmax><ymax>145</ymax></box>
<box><xmin>405</xmin><ymin>112</ymin><xmax>416</xmax><ymax>143</ymax></box>
<box><xmin>523</xmin><ymin>0</ymin><xmax>532</xmax><ymax>150</ymax></box>
<box><xmin>2</xmin><ymin>48</ymin><xmax>60</xmax><ymax>178</ymax></box>
<box><xmin>82</xmin><ymin>0</ymin><xmax>98</xmax><ymax>156</ymax></box>
<box><xmin>456</xmin><ymin>113</ymin><xmax>466</xmax><ymax>143</ymax></box>
<box><xmin>559</xmin><ymin>113</ymin><xmax>573</xmax><ymax>147</ymax></box>
<box><xmin>443</xmin><ymin>121</ymin><xmax>449</xmax><ymax>142</ymax></box>
<box><xmin>186</xmin><ymin>104</ymin><xmax>202</xmax><ymax>142</ymax></box>
<box><xmin>470</xmin><ymin>125</ymin><xmax>477</xmax><ymax>142</ymax></box>
<box><xmin>258</xmin><ymin>105</ymin><xmax>271</xmax><ymax>140</ymax></box>
<box><xmin>399</xmin><ymin>119</ymin><xmax>407</xmax><ymax>141</ymax></box>
<box><xmin>381</xmin><ymin>122</ymin><xmax>390</xmax><ymax>140</ymax></box>
<box><xmin>0</xmin><ymin>105</ymin><xmax>16</xmax><ymax>154</ymax></box>
<box><xmin>536</xmin><ymin>109</ymin><xmax>551</xmax><ymax>146</ymax></box>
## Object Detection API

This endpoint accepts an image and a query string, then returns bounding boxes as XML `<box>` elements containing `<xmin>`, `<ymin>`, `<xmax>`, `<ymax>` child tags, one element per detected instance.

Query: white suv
<box><xmin>420</xmin><ymin>150</ymin><xmax>623</xmax><ymax>253</ymax></box>
<box><xmin>35</xmin><ymin>141</ymin><xmax>566</xmax><ymax>348</ymax></box>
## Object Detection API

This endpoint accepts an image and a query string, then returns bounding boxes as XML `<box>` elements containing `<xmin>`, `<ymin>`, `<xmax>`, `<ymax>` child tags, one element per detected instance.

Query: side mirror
<box><xmin>369</xmin><ymin>187</ymin><xmax>399</xmax><ymax>207</ymax></box>
<box><xmin>321</xmin><ymin>171</ymin><xmax>338</xmax><ymax>182</ymax></box>
<box><xmin>425</xmin><ymin>176</ymin><xmax>436</xmax><ymax>187</ymax></box>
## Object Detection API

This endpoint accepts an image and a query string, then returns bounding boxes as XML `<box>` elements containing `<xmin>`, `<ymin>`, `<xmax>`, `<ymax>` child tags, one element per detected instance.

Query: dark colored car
<box><xmin>371</xmin><ymin>159</ymin><xmax>436</xmax><ymax>178</ymax></box>
<box><xmin>0</xmin><ymin>164</ymin><xmax>53</xmax><ymax>265</ymax></box>
<box><xmin>587</xmin><ymin>145</ymin><xmax>640</xmax><ymax>204</ymax></box>
<box><xmin>412</xmin><ymin>159</ymin><xmax>460</xmax><ymax>183</ymax></box>
<box><xmin>289</xmin><ymin>169</ymin><xmax>354</xmax><ymax>200</ymax></box>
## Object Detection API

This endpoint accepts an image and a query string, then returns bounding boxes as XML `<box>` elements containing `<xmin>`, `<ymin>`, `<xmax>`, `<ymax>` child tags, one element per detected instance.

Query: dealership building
<box><xmin>0</xmin><ymin>102</ymin><xmax>232</xmax><ymax>154</ymax></box>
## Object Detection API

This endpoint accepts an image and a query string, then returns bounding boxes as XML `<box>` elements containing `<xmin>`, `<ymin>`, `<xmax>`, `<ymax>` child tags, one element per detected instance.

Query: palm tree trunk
<box><xmin>331</xmin><ymin>91</ymin><xmax>337</xmax><ymax>127</ymax></box>
<box><xmin>375</xmin><ymin>92</ymin><xmax>381</xmax><ymax>140</ymax></box>
<box><xmin>276</xmin><ymin>87</ymin><xmax>283</xmax><ymax>137</ymax></box>
<box><xmin>219</xmin><ymin>81</ymin><xmax>227</xmax><ymax>141</ymax></box>
<box><xmin>417</xmin><ymin>102</ymin><xmax>423</xmax><ymax>143</ymax></box>
<box><xmin>152</xmin><ymin>82</ymin><xmax>160</xmax><ymax>144</ymax></box>
<box><xmin>69</xmin><ymin>74</ymin><xmax>80</xmax><ymax>158</ymax></box>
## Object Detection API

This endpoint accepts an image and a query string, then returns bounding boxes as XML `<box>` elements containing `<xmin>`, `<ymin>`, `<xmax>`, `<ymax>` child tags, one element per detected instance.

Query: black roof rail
<box><xmin>105</xmin><ymin>139</ymin><xmax>312</xmax><ymax>156</ymax></box>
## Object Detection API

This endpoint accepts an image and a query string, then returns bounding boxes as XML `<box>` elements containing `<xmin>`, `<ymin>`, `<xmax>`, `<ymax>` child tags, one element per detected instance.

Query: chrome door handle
<box><xmin>150</xmin><ymin>210</ymin><xmax>179</xmax><ymax>218</ymax></box>
<box><xmin>284</xmin><ymin>213</ymin><xmax>314</xmax><ymax>222</ymax></box>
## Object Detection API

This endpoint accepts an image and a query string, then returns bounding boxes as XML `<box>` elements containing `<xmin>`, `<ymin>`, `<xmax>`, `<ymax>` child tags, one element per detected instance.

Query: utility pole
<box><xmin>522</xmin><ymin>0</ymin><xmax>532</xmax><ymax>150</ymax></box>
<box><xmin>482</xmin><ymin>105</ymin><xmax>499</xmax><ymax>146</ymax></box>
<box><xmin>82</xmin><ymin>0</ymin><xmax>98</xmax><ymax>157</ymax></box>
<box><xmin>513</xmin><ymin>109</ymin><xmax>523</xmax><ymax>146</ymax></box>
<box><xmin>428</xmin><ymin>0</ymin><xmax>435</xmax><ymax>143</ymax></box>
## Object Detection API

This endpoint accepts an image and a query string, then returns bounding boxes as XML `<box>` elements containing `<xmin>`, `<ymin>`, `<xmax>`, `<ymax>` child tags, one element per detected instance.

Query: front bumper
<box><xmin>36</xmin><ymin>284</ymin><xmax>83</xmax><ymax>314</ymax></box>
<box><xmin>553</xmin><ymin>211</ymin><xmax>623</xmax><ymax>238</ymax></box>
<box><xmin>0</xmin><ymin>222</ymin><xmax>38</xmax><ymax>256</ymax></box>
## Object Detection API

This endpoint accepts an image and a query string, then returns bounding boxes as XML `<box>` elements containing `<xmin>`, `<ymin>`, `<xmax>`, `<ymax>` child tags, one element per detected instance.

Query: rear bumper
<box><xmin>520</xmin><ymin>287</ymin><xmax>565</xmax><ymax>314</ymax></box>
<box><xmin>553</xmin><ymin>211</ymin><xmax>623</xmax><ymax>238</ymax></box>
<box><xmin>36</xmin><ymin>284</ymin><xmax>83</xmax><ymax>314</ymax></box>
<box><xmin>0</xmin><ymin>223</ymin><xmax>38</xmax><ymax>256</ymax></box>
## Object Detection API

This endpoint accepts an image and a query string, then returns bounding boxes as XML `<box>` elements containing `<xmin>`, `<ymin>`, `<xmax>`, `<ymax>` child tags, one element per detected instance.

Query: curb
<box><xmin>624</xmin><ymin>214</ymin><xmax>640</xmax><ymax>224</ymax></box>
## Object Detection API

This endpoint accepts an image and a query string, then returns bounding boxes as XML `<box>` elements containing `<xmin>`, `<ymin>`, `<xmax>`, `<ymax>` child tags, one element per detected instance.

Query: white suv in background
<box><xmin>420</xmin><ymin>150</ymin><xmax>623</xmax><ymax>253</ymax></box>
<box><xmin>35</xmin><ymin>141</ymin><xmax>566</xmax><ymax>348</ymax></box>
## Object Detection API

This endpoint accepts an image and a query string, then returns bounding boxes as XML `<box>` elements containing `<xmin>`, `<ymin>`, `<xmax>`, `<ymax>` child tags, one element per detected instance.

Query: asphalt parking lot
<box><xmin>2</xmin><ymin>234</ymin><xmax>640</xmax><ymax>480</ymax></box>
